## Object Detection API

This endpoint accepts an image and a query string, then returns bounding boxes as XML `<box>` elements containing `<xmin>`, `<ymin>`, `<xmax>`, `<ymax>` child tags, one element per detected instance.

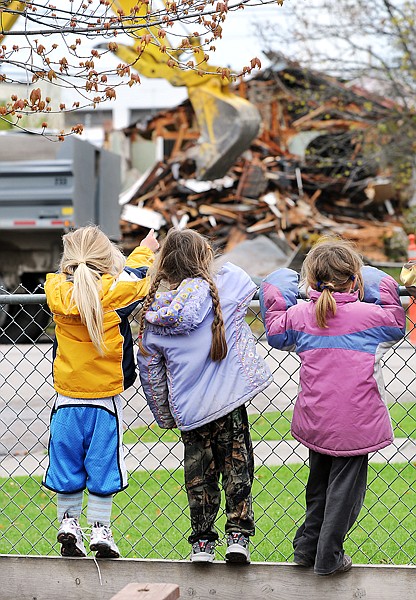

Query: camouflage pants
<box><xmin>181</xmin><ymin>405</ymin><xmax>255</xmax><ymax>544</ymax></box>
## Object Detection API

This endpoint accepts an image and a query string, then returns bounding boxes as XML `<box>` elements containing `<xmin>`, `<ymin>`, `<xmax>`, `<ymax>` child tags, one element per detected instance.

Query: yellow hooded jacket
<box><xmin>45</xmin><ymin>246</ymin><xmax>154</xmax><ymax>399</ymax></box>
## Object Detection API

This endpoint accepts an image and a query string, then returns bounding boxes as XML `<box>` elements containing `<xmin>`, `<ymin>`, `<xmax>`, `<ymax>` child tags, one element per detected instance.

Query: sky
<box><xmin>182</xmin><ymin>3</ymin><xmax>282</xmax><ymax>70</ymax></box>
<box><xmin>62</xmin><ymin>1</ymin><xmax>287</xmax><ymax>125</ymax></box>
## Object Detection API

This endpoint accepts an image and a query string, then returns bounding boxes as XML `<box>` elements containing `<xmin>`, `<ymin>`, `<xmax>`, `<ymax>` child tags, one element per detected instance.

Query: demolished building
<box><xmin>116</xmin><ymin>55</ymin><xmax>411</xmax><ymax>269</ymax></box>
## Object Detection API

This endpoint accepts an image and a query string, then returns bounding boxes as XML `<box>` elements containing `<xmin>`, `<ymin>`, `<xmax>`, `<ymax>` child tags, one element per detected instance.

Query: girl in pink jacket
<box><xmin>260</xmin><ymin>237</ymin><xmax>405</xmax><ymax>576</ymax></box>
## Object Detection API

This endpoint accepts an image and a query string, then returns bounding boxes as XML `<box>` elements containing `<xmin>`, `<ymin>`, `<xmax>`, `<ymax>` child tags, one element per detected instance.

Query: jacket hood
<box><xmin>145</xmin><ymin>277</ymin><xmax>210</xmax><ymax>335</ymax></box>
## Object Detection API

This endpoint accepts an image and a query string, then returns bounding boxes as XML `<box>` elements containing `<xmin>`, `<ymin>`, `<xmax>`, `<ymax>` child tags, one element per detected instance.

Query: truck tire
<box><xmin>0</xmin><ymin>302</ymin><xmax>51</xmax><ymax>344</ymax></box>
<box><xmin>0</xmin><ymin>277</ymin><xmax>51</xmax><ymax>344</ymax></box>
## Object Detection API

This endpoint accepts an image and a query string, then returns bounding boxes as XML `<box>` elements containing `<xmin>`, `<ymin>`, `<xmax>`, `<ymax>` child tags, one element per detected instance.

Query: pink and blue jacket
<box><xmin>260</xmin><ymin>266</ymin><xmax>406</xmax><ymax>457</ymax></box>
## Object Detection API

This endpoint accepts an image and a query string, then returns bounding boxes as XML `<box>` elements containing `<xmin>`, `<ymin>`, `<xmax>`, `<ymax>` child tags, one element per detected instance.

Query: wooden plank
<box><xmin>110</xmin><ymin>582</ymin><xmax>180</xmax><ymax>600</ymax></box>
<box><xmin>224</xmin><ymin>226</ymin><xmax>247</xmax><ymax>252</ymax></box>
<box><xmin>246</xmin><ymin>217</ymin><xmax>280</xmax><ymax>233</ymax></box>
<box><xmin>199</xmin><ymin>205</ymin><xmax>238</xmax><ymax>220</ymax></box>
<box><xmin>1</xmin><ymin>556</ymin><xmax>415</xmax><ymax>600</ymax></box>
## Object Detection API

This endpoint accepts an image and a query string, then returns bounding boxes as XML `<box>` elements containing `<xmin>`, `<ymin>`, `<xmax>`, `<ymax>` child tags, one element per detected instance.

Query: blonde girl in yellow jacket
<box><xmin>43</xmin><ymin>225</ymin><xmax>159</xmax><ymax>558</ymax></box>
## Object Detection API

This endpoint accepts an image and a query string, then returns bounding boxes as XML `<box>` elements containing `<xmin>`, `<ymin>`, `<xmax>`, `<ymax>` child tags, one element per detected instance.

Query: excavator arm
<box><xmin>0</xmin><ymin>0</ymin><xmax>261</xmax><ymax>180</ymax></box>
<box><xmin>108</xmin><ymin>0</ymin><xmax>261</xmax><ymax>180</ymax></box>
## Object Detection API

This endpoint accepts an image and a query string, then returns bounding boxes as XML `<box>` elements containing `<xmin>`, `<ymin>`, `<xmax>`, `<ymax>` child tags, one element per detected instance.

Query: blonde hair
<box><xmin>138</xmin><ymin>228</ymin><xmax>227</xmax><ymax>361</ymax></box>
<box><xmin>301</xmin><ymin>236</ymin><xmax>364</xmax><ymax>328</ymax></box>
<box><xmin>60</xmin><ymin>225</ymin><xmax>126</xmax><ymax>354</ymax></box>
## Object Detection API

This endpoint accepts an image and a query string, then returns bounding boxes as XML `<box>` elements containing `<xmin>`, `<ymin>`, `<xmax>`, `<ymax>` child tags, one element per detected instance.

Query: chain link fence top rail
<box><xmin>0</xmin><ymin>284</ymin><xmax>415</xmax><ymax>564</ymax></box>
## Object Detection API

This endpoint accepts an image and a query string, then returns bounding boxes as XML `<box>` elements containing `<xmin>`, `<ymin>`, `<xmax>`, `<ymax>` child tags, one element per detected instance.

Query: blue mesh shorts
<box><xmin>43</xmin><ymin>395</ymin><xmax>127</xmax><ymax>496</ymax></box>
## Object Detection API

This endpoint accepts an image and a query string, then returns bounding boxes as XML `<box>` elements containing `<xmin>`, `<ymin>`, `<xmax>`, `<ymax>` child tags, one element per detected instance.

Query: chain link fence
<box><xmin>0</xmin><ymin>286</ymin><xmax>415</xmax><ymax>564</ymax></box>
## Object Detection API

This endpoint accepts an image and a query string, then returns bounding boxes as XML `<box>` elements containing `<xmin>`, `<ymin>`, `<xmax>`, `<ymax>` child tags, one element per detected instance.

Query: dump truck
<box><xmin>0</xmin><ymin>134</ymin><xmax>121</xmax><ymax>342</ymax></box>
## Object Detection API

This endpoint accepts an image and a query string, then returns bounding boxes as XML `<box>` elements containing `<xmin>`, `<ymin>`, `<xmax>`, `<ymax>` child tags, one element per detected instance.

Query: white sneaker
<box><xmin>57</xmin><ymin>517</ymin><xmax>87</xmax><ymax>557</ymax></box>
<box><xmin>190</xmin><ymin>539</ymin><xmax>215</xmax><ymax>563</ymax></box>
<box><xmin>225</xmin><ymin>532</ymin><xmax>250</xmax><ymax>564</ymax></box>
<box><xmin>90</xmin><ymin>524</ymin><xmax>120</xmax><ymax>558</ymax></box>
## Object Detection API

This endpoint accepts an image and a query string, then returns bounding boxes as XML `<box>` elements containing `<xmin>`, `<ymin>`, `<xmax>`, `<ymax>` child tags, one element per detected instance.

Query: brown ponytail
<box><xmin>315</xmin><ymin>286</ymin><xmax>337</xmax><ymax>328</ymax></box>
<box><xmin>301</xmin><ymin>236</ymin><xmax>364</xmax><ymax>329</ymax></box>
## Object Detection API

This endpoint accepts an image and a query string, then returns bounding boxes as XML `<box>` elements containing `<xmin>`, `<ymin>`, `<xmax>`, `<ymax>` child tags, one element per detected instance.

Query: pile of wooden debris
<box><xmin>119</xmin><ymin>56</ymin><xmax>409</xmax><ymax>263</ymax></box>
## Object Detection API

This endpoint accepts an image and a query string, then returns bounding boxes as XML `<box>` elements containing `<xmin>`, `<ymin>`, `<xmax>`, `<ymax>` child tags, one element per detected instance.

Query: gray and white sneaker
<box><xmin>57</xmin><ymin>516</ymin><xmax>87</xmax><ymax>557</ymax></box>
<box><xmin>190</xmin><ymin>539</ymin><xmax>215</xmax><ymax>563</ymax></box>
<box><xmin>90</xmin><ymin>524</ymin><xmax>120</xmax><ymax>558</ymax></box>
<box><xmin>225</xmin><ymin>532</ymin><xmax>250</xmax><ymax>564</ymax></box>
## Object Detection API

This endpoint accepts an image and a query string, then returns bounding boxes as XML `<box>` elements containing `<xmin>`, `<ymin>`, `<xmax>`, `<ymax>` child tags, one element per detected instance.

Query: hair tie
<box><xmin>350</xmin><ymin>275</ymin><xmax>355</xmax><ymax>281</ymax></box>
<box><xmin>316</xmin><ymin>281</ymin><xmax>333</xmax><ymax>292</ymax></box>
<box><xmin>78</xmin><ymin>261</ymin><xmax>86</xmax><ymax>265</ymax></box>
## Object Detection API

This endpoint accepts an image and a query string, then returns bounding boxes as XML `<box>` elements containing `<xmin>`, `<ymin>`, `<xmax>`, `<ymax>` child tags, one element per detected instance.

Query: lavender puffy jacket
<box><xmin>137</xmin><ymin>263</ymin><xmax>273</xmax><ymax>431</ymax></box>
<box><xmin>260</xmin><ymin>266</ymin><xmax>406</xmax><ymax>456</ymax></box>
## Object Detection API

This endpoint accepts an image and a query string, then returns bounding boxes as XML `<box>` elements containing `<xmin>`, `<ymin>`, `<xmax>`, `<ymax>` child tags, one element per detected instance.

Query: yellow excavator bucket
<box><xmin>188</xmin><ymin>80</ymin><xmax>261</xmax><ymax>180</ymax></box>
<box><xmin>109</xmin><ymin>1</ymin><xmax>261</xmax><ymax>180</ymax></box>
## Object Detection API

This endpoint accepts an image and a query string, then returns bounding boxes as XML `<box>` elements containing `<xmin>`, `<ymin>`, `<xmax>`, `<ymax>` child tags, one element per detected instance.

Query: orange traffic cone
<box><xmin>406</xmin><ymin>234</ymin><xmax>416</xmax><ymax>344</ymax></box>
<box><xmin>409</xmin><ymin>298</ymin><xmax>416</xmax><ymax>344</ymax></box>
<box><xmin>408</xmin><ymin>233</ymin><xmax>416</xmax><ymax>260</ymax></box>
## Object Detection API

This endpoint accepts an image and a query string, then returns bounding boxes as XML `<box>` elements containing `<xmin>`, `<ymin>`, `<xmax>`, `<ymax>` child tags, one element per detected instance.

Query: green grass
<box><xmin>123</xmin><ymin>402</ymin><xmax>416</xmax><ymax>444</ymax></box>
<box><xmin>0</xmin><ymin>464</ymin><xmax>414</xmax><ymax>564</ymax></box>
<box><xmin>382</xmin><ymin>267</ymin><xmax>403</xmax><ymax>283</ymax></box>
<box><xmin>123</xmin><ymin>411</ymin><xmax>293</xmax><ymax>444</ymax></box>
<box><xmin>390</xmin><ymin>402</ymin><xmax>416</xmax><ymax>437</ymax></box>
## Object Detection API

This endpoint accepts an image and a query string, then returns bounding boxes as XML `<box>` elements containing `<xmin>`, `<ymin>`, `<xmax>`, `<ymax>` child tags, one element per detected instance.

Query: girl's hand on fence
<box><xmin>140</xmin><ymin>229</ymin><xmax>160</xmax><ymax>253</ymax></box>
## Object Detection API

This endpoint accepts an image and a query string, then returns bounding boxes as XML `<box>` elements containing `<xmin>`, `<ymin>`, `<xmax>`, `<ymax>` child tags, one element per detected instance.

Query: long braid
<box><xmin>206</xmin><ymin>277</ymin><xmax>227</xmax><ymax>361</ymax></box>
<box><xmin>138</xmin><ymin>273</ymin><xmax>164</xmax><ymax>356</ymax></box>
<box><xmin>140</xmin><ymin>228</ymin><xmax>228</xmax><ymax>361</ymax></box>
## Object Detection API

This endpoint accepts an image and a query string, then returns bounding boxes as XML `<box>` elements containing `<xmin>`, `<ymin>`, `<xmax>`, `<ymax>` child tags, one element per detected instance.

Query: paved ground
<box><xmin>1</xmin><ymin>340</ymin><xmax>415</xmax><ymax>456</ymax></box>
<box><xmin>1</xmin><ymin>338</ymin><xmax>415</xmax><ymax>483</ymax></box>
<box><xmin>1</xmin><ymin>437</ymin><xmax>415</xmax><ymax>478</ymax></box>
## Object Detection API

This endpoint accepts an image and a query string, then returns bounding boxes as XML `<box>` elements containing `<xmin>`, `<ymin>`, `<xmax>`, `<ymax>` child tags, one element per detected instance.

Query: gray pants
<box><xmin>293</xmin><ymin>450</ymin><xmax>368</xmax><ymax>574</ymax></box>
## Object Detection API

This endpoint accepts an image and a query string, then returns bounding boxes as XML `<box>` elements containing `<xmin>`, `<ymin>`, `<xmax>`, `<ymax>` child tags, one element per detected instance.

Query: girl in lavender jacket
<box><xmin>137</xmin><ymin>228</ymin><xmax>272</xmax><ymax>564</ymax></box>
<box><xmin>260</xmin><ymin>237</ymin><xmax>405</xmax><ymax>576</ymax></box>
